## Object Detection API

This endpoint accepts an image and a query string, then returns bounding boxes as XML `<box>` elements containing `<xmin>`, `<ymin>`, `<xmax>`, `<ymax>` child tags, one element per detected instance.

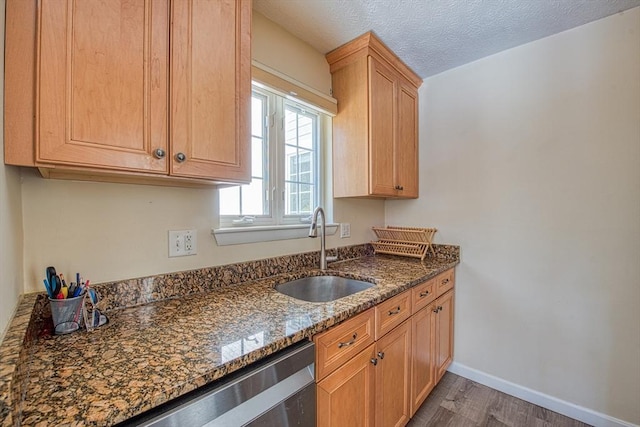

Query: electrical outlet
<box><xmin>169</xmin><ymin>230</ymin><xmax>197</xmax><ymax>257</ymax></box>
<box><xmin>184</xmin><ymin>233</ymin><xmax>193</xmax><ymax>252</ymax></box>
<box><xmin>340</xmin><ymin>223</ymin><xmax>351</xmax><ymax>238</ymax></box>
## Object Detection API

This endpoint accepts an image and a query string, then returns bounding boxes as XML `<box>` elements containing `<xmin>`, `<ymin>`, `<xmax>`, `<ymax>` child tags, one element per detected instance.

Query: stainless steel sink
<box><xmin>275</xmin><ymin>275</ymin><xmax>375</xmax><ymax>302</ymax></box>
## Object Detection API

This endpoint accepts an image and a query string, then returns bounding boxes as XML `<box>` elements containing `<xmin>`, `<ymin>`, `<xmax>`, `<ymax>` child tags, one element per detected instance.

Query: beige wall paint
<box><xmin>18</xmin><ymin>13</ymin><xmax>384</xmax><ymax>292</ymax></box>
<box><xmin>20</xmin><ymin>169</ymin><xmax>383</xmax><ymax>290</ymax></box>
<box><xmin>0</xmin><ymin>0</ymin><xmax>25</xmax><ymax>337</ymax></box>
<box><xmin>252</xmin><ymin>11</ymin><xmax>332</xmax><ymax>96</ymax></box>
<box><xmin>387</xmin><ymin>8</ymin><xmax>640</xmax><ymax>424</ymax></box>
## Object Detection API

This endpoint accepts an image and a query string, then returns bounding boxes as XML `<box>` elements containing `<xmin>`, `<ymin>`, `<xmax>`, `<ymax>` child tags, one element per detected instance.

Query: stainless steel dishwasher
<box><xmin>122</xmin><ymin>340</ymin><xmax>315</xmax><ymax>427</ymax></box>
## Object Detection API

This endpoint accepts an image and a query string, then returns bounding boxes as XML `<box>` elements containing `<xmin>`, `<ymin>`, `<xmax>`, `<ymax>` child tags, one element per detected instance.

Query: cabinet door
<box><xmin>395</xmin><ymin>81</ymin><xmax>419</xmax><ymax>198</ymax></box>
<box><xmin>435</xmin><ymin>290</ymin><xmax>455</xmax><ymax>383</ymax></box>
<box><xmin>171</xmin><ymin>0</ymin><xmax>251</xmax><ymax>182</ymax></box>
<box><xmin>37</xmin><ymin>0</ymin><xmax>169</xmax><ymax>172</ymax></box>
<box><xmin>375</xmin><ymin>320</ymin><xmax>411</xmax><ymax>427</ymax></box>
<box><xmin>368</xmin><ymin>56</ymin><xmax>397</xmax><ymax>197</ymax></box>
<box><xmin>318</xmin><ymin>344</ymin><xmax>376</xmax><ymax>427</ymax></box>
<box><xmin>410</xmin><ymin>304</ymin><xmax>436</xmax><ymax>416</ymax></box>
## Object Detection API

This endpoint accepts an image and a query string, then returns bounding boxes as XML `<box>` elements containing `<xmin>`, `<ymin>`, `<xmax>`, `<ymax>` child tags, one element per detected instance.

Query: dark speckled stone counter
<box><xmin>0</xmin><ymin>245</ymin><xmax>459</xmax><ymax>426</ymax></box>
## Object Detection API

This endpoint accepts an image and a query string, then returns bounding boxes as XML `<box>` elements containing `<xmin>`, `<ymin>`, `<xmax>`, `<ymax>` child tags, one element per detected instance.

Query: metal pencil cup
<box><xmin>49</xmin><ymin>295</ymin><xmax>84</xmax><ymax>335</ymax></box>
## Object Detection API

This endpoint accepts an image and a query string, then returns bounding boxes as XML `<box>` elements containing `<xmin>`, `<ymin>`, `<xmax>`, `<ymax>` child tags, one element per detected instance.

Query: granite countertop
<box><xmin>2</xmin><ymin>251</ymin><xmax>459</xmax><ymax>426</ymax></box>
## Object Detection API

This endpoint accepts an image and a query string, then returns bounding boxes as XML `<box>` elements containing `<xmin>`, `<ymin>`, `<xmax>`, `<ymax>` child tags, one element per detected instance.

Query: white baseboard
<box><xmin>447</xmin><ymin>362</ymin><xmax>639</xmax><ymax>427</ymax></box>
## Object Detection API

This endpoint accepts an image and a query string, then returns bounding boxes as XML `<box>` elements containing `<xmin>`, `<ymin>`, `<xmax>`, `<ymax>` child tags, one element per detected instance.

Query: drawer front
<box><xmin>375</xmin><ymin>290</ymin><xmax>411</xmax><ymax>339</ymax></box>
<box><xmin>314</xmin><ymin>308</ymin><xmax>375</xmax><ymax>381</ymax></box>
<box><xmin>411</xmin><ymin>278</ymin><xmax>436</xmax><ymax>313</ymax></box>
<box><xmin>435</xmin><ymin>269</ymin><xmax>455</xmax><ymax>297</ymax></box>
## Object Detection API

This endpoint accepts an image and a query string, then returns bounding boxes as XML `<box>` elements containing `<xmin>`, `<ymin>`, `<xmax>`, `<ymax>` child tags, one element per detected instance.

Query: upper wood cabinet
<box><xmin>37</xmin><ymin>0</ymin><xmax>170</xmax><ymax>174</ymax></box>
<box><xmin>326</xmin><ymin>32</ymin><xmax>421</xmax><ymax>199</ymax></box>
<box><xmin>4</xmin><ymin>0</ymin><xmax>251</xmax><ymax>187</ymax></box>
<box><xmin>170</xmin><ymin>0</ymin><xmax>250</xmax><ymax>182</ymax></box>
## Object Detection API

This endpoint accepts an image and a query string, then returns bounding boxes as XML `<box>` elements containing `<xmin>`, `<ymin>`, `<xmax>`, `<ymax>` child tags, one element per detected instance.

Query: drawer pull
<box><xmin>388</xmin><ymin>306</ymin><xmax>401</xmax><ymax>316</ymax></box>
<box><xmin>377</xmin><ymin>351</ymin><xmax>385</xmax><ymax>360</ymax></box>
<box><xmin>441</xmin><ymin>278</ymin><xmax>450</xmax><ymax>285</ymax></box>
<box><xmin>419</xmin><ymin>290</ymin><xmax>430</xmax><ymax>298</ymax></box>
<box><xmin>337</xmin><ymin>333</ymin><xmax>358</xmax><ymax>348</ymax></box>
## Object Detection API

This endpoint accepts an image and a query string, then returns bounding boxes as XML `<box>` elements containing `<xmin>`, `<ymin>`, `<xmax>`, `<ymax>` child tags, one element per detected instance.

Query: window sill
<box><xmin>212</xmin><ymin>224</ymin><xmax>338</xmax><ymax>246</ymax></box>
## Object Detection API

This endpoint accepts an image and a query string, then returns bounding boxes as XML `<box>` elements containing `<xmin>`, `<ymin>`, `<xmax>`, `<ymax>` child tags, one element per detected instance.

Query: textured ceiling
<box><xmin>253</xmin><ymin>0</ymin><xmax>640</xmax><ymax>78</ymax></box>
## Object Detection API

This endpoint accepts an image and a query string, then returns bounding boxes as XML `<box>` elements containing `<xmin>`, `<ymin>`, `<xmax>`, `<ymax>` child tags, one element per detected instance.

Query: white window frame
<box><xmin>280</xmin><ymin>100</ymin><xmax>320</xmax><ymax>224</ymax></box>
<box><xmin>214</xmin><ymin>84</ymin><xmax>336</xmax><ymax>245</ymax></box>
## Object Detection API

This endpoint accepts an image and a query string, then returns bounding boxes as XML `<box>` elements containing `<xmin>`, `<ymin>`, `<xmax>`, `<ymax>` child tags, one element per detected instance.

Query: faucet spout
<box><xmin>309</xmin><ymin>207</ymin><xmax>336</xmax><ymax>270</ymax></box>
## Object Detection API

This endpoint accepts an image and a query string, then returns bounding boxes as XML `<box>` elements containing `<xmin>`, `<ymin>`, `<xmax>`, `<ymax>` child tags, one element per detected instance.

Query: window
<box><xmin>219</xmin><ymin>85</ymin><xmax>325</xmax><ymax>227</ymax></box>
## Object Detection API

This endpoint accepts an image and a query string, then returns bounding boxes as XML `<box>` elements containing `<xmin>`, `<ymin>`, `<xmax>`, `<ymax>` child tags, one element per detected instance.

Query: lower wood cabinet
<box><xmin>317</xmin><ymin>344</ymin><xmax>376</xmax><ymax>427</ymax></box>
<box><xmin>317</xmin><ymin>323</ymin><xmax>411</xmax><ymax>427</ymax></box>
<box><xmin>435</xmin><ymin>290</ymin><xmax>455</xmax><ymax>383</ymax></box>
<box><xmin>375</xmin><ymin>319</ymin><xmax>412</xmax><ymax>427</ymax></box>
<box><xmin>410</xmin><ymin>288</ymin><xmax>455</xmax><ymax>416</ymax></box>
<box><xmin>315</xmin><ymin>268</ymin><xmax>455</xmax><ymax>427</ymax></box>
<box><xmin>410</xmin><ymin>302</ymin><xmax>436</xmax><ymax>416</ymax></box>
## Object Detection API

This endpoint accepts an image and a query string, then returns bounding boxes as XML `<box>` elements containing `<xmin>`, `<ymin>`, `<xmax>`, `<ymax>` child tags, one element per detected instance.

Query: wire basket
<box><xmin>371</xmin><ymin>226</ymin><xmax>437</xmax><ymax>260</ymax></box>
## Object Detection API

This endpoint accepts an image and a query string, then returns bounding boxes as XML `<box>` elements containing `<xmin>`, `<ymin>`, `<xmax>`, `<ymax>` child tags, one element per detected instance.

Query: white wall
<box><xmin>387</xmin><ymin>8</ymin><xmax>640</xmax><ymax>424</ymax></box>
<box><xmin>252</xmin><ymin>11</ymin><xmax>332</xmax><ymax>96</ymax></box>
<box><xmin>0</xmin><ymin>0</ymin><xmax>25</xmax><ymax>337</ymax></box>
<box><xmin>17</xmin><ymin>13</ymin><xmax>384</xmax><ymax>292</ymax></box>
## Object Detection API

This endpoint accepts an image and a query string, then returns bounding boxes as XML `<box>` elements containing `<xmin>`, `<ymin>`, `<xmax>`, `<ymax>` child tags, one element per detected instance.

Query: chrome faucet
<box><xmin>309</xmin><ymin>207</ymin><xmax>338</xmax><ymax>270</ymax></box>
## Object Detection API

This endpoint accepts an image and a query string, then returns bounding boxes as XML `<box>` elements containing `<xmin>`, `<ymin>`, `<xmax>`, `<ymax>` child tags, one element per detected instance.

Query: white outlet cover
<box><xmin>340</xmin><ymin>223</ymin><xmax>351</xmax><ymax>238</ymax></box>
<box><xmin>169</xmin><ymin>230</ymin><xmax>197</xmax><ymax>257</ymax></box>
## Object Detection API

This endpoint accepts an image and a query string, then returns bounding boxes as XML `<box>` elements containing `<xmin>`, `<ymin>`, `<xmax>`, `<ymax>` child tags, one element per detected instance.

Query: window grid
<box><xmin>219</xmin><ymin>86</ymin><xmax>323</xmax><ymax>226</ymax></box>
<box><xmin>284</xmin><ymin>104</ymin><xmax>317</xmax><ymax>217</ymax></box>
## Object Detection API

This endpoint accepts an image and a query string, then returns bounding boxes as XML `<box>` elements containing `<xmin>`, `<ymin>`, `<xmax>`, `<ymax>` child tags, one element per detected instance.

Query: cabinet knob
<box><xmin>370</xmin><ymin>358</ymin><xmax>378</xmax><ymax>366</ymax></box>
<box><xmin>153</xmin><ymin>148</ymin><xmax>166</xmax><ymax>159</ymax></box>
<box><xmin>175</xmin><ymin>152</ymin><xmax>187</xmax><ymax>163</ymax></box>
<box><xmin>377</xmin><ymin>351</ymin><xmax>385</xmax><ymax>360</ymax></box>
<box><xmin>394</xmin><ymin>185</ymin><xmax>404</xmax><ymax>190</ymax></box>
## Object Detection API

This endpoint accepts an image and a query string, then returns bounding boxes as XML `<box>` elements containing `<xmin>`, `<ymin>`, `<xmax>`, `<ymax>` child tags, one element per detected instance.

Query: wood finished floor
<box><xmin>407</xmin><ymin>372</ymin><xmax>592</xmax><ymax>427</ymax></box>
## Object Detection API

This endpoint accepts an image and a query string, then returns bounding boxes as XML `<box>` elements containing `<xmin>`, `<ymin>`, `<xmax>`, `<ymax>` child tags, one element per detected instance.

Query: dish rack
<box><xmin>371</xmin><ymin>226</ymin><xmax>437</xmax><ymax>260</ymax></box>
